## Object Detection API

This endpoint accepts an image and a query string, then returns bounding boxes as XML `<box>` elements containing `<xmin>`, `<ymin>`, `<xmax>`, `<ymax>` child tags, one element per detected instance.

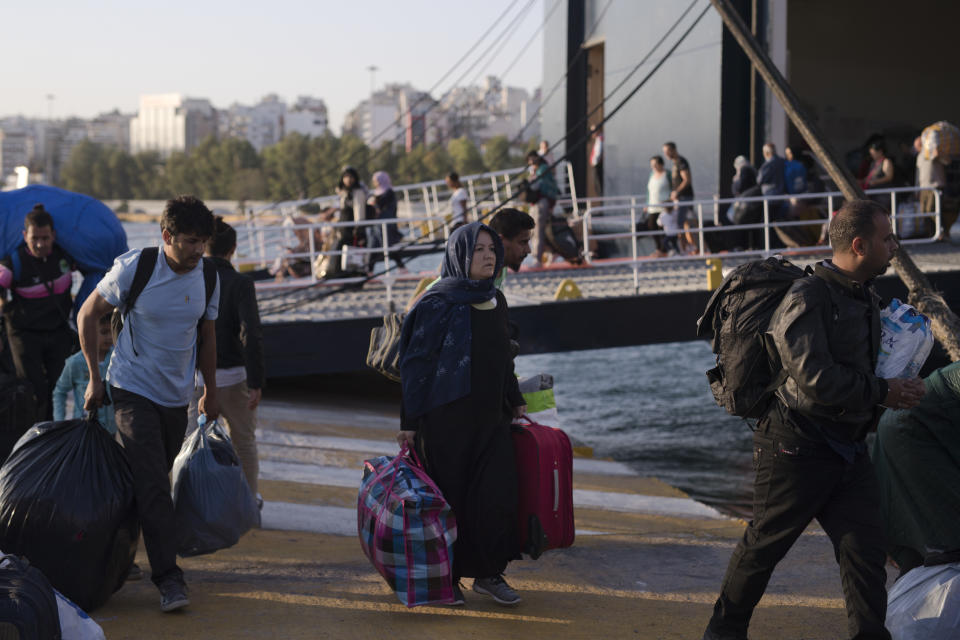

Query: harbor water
<box><xmin>516</xmin><ymin>341</ymin><xmax>755</xmax><ymax>516</ymax></box>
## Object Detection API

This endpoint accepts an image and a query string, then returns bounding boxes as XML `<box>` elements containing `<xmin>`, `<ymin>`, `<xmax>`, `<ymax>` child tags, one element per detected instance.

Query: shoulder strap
<box><xmin>124</xmin><ymin>247</ymin><xmax>159</xmax><ymax>316</ymax></box>
<box><xmin>201</xmin><ymin>257</ymin><xmax>216</xmax><ymax>316</ymax></box>
<box><xmin>10</xmin><ymin>247</ymin><xmax>23</xmax><ymax>282</ymax></box>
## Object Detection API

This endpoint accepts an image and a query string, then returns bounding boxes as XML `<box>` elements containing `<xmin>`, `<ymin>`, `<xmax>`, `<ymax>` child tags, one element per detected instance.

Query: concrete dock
<box><xmin>94</xmin><ymin>392</ymin><xmax>877</xmax><ymax>639</ymax></box>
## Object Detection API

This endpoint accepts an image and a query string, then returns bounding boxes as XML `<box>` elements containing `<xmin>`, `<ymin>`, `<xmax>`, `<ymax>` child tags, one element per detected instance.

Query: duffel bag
<box><xmin>357</xmin><ymin>443</ymin><xmax>457</xmax><ymax>607</ymax></box>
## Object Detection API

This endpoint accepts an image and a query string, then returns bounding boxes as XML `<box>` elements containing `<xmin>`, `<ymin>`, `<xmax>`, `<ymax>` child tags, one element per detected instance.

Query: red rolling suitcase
<box><xmin>511</xmin><ymin>417</ymin><xmax>575</xmax><ymax>559</ymax></box>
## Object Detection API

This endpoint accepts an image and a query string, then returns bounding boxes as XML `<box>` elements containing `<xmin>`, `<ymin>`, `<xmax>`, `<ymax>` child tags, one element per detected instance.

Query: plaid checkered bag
<box><xmin>357</xmin><ymin>443</ymin><xmax>457</xmax><ymax>607</ymax></box>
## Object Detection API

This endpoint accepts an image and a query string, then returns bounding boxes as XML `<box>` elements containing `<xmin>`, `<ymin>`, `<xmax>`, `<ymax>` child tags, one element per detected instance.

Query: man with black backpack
<box><xmin>702</xmin><ymin>199</ymin><xmax>925</xmax><ymax>640</ymax></box>
<box><xmin>77</xmin><ymin>195</ymin><xmax>220</xmax><ymax>614</ymax></box>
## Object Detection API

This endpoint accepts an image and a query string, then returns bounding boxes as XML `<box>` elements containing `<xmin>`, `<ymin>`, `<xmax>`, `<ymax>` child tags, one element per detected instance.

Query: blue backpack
<box><xmin>784</xmin><ymin>160</ymin><xmax>807</xmax><ymax>195</ymax></box>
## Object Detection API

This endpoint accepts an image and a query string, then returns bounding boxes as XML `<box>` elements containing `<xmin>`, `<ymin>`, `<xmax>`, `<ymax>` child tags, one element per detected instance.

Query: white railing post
<box><xmin>582</xmin><ymin>210</ymin><xmax>592</xmax><ymax>264</ymax></box>
<box><xmin>491</xmin><ymin>176</ymin><xmax>501</xmax><ymax>205</ymax></box>
<box><xmin>630</xmin><ymin>200</ymin><xmax>639</xmax><ymax>293</ymax></box>
<box><xmin>244</xmin><ymin>209</ymin><xmax>260</xmax><ymax>268</ymax></box>
<box><xmin>697</xmin><ymin>203</ymin><xmax>705</xmax><ymax>255</ymax></box>
<box><xmin>308</xmin><ymin>225</ymin><xmax>317</xmax><ymax>283</ymax></box>
<box><xmin>763</xmin><ymin>199</ymin><xmax>771</xmax><ymax>253</ymax></box>
<box><xmin>935</xmin><ymin>188</ymin><xmax>943</xmax><ymax>238</ymax></box>
<box><xmin>566</xmin><ymin>161</ymin><xmax>578</xmax><ymax>215</ymax></box>
<box><xmin>467</xmin><ymin>180</ymin><xmax>477</xmax><ymax>222</ymax></box>
<box><xmin>713</xmin><ymin>194</ymin><xmax>720</xmax><ymax>226</ymax></box>
<box><xmin>402</xmin><ymin>189</ymin><xmax>412</xmax><ymax>218</ymax></box>
<box><xmin>431</xmin><ymin>184</ymin><xmax>440</xmax><ymax>216</ymax></box>
<box><xmin>890</xmin><ymin>190</ymin><xmax>897</xmax><ymax>233</ymax></box>
<box><xmin>382</xmin><ymin>221</ymin><xmax>393</xmax><ymax>309</ymax></box>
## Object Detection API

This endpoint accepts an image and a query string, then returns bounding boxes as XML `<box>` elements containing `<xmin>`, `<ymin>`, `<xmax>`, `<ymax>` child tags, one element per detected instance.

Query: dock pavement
<box><xmin>95</xmin><ymin>392</ymin><xmax>882</xmax><ymax>639</ymax></box>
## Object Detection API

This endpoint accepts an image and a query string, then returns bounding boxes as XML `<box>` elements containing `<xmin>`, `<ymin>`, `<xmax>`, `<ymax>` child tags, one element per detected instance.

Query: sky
<box><xmin>2</xmin><ymin>0</ymin><xmax>544</xmax><ymax>133</ymax></box>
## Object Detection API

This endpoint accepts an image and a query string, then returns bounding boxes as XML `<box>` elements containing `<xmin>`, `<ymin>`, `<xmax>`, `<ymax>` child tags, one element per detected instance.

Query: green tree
<box><xmin>131</xmin><ymin>151</ymin><xmax>165</xmax><ymax>199</ymax></box>
<box><xmin>304</xmin><ymin>133</ymin><xmax>344</xmax><ymax>197</ymax></box>
<box><xmin>337</xmin><ymin>133</ymin><xmax>371</xmax><ymax>184</ymax></box>
<box><xmin>396</xmin><ymin>145</ymin><xmax>429</xmax><ymax>184</ymax></box>
<box><xmin>424</xmin><ymin>144</ymin><xmax>454</xmax><ymax>183</ymax></box>
<box><xmin>165</xmin><ymin>151</ymin><xmax>199</xmax><ymax>196</ymax></box>
<box><xmin>447</xmin><ymin>136</ymin><xmax>485</xmax><ymax>176</ymax></box>
<box><xmin>59</xmin><ymin>140</ymin><xmax>102</xmax><ymax>196</ymax></box>
<box><xmin>262</xmin><ymin>133</ymin><xmax>311</xmax><ymax>200</ymax></box>
<box><xmin>482</xmin><ymin>135</ymin><xmax>512</xmax><ymax>171</ymax></box>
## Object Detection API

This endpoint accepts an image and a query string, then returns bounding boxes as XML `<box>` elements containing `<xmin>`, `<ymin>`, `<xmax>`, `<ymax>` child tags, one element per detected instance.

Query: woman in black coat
<box><xmin>397</xmin><ymin>222</ymin><xmax>526</xmax><ymax>607</ymax></box>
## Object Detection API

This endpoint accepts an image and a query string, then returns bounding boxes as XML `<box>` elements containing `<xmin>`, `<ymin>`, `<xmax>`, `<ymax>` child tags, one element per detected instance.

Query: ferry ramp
<box><xmin>257</xmin><ymin>242</ymin><xmax>960</xmax><ymax>377</ymax></box>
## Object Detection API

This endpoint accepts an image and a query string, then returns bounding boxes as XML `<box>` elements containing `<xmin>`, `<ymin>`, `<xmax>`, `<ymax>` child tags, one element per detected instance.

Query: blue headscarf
<box><xmin>400</xmin><ymin>222</ymin><xmax>505</xmax><ymax>420</ymax></box>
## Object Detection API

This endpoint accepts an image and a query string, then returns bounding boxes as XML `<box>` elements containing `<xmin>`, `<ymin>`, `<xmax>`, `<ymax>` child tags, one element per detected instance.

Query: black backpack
<box><xmin>0</xmin><ymin>554</ymin><xmax>61</xmax><ymax>640</ymax></box>
<box><xmin>111</xmin><ymin>247</ymin><xmax>217</xmax><ymax>355</ymax></box>
<box><xmin>696</xmin><ymin>256</ymin><xmax>807</xmax><ymax>420</ymax></box>
<box><xmin>545</xmin><ymin>217</ymin><xmax>584</xmax><ymax>264</ymax></box>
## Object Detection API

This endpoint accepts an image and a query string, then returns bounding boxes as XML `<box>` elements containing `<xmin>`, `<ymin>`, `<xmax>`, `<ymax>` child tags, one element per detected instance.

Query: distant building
<box><xmin>130</xmin><ymin>94</ymin><xmax>217</xmax><ymax>156</ymax></box>
<box><xmin>220</xmin><ymin>94</ymin><xmax>328</xmax><ymax>150</ymax></box>
<box><xmin>87</xmin><ymin>110</ymin><xmax>132</xmax><ymax>150</ymax></box>
<box><xmin>343</xmin><ymin>84</ymin><xmax>445</xmax><ymax>151</ymax></box>
<box><xmin>439</xmin><ymin>76</ymin><xmax>539</xmax><ymax>145</ymax></box>
<box><xmin>285</xmin><ymin>96</ymin><xmax>329</xmax><ymax>138</ymax></box>
<box><xmin>0</xmin><ymin>128</ymin><xmax>29</xmax><ymax>182</ymax></box>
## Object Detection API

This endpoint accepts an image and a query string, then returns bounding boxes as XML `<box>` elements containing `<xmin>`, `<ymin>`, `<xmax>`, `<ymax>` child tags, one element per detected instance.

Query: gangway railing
<box><xmin>126</xmin><ymin>185</ymin><xmax>942</xmax><ymax>310</ymax></box>
<box><xmin>249</xmin><ymin>167</ymin><xmax>524</xmax><ymax>221</ymax></box>
<box><xmin>578</xmin><ymin>186</ymin><xmax>942</xmax><ymax>293</ymax></box>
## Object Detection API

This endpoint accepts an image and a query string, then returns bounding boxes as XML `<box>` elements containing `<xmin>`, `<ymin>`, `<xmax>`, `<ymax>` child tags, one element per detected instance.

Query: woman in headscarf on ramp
<box><xmin>365</xmin><ymin>171</ymin><xmax>406</xmax><ymax>273</ymax></box>
<box><xmin>397</xmin><ymin>221</ymin><xmax>526</xmax><ymax>607</ymax></box>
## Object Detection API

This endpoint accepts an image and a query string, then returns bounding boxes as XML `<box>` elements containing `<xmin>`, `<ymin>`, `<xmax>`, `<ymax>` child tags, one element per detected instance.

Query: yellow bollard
<box><xmin>706</xmin><ymin>258</ymin><xmax>723</xmax><ymax>291</ymax></box>
<box><xmin>554</xmin><ymin>278</ymin><xmax>583</xmax><ymax>300</ymax></box>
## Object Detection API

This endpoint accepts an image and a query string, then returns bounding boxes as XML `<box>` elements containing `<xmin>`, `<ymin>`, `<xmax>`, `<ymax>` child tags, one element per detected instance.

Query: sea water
<box><xmin>515</xmin><ymin>341</ymin><xmax>755</xmax><ymax>516</ymax></box>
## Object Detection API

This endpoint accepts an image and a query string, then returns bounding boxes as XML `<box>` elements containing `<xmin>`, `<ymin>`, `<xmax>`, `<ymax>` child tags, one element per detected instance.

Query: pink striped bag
<box><xmin>357</xmin><ymin>443</ymin><xmax>457</xmax><ymax>607</ymax></box>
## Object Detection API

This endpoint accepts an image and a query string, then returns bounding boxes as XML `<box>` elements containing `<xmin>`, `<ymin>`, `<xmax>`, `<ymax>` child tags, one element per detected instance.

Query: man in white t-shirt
<box><xmin>78</xmin><ymin>195</ymin><xmax>220</xmax><ymax>613</ymax></box>
<box><xmin>446</xmin><ymin>171</ymin><xmax>469</xmax><ymax>226</ymax></box>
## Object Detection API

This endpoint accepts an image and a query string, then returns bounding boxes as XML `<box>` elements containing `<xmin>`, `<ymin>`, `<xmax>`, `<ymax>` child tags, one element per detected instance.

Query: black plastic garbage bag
<box><xmin>0</xmin><ymin>417</ymin><xmax>138</xmax><ymax>612</ymax></box>
<box><xmin>0</xmin><ymin>554</ymin><xmax>61</xmax><ymax>640</ymax></box>
<box><xmin>172</xmin><ymin>419</ymin><xmax>260</xmax><ymax>557</ymax></box>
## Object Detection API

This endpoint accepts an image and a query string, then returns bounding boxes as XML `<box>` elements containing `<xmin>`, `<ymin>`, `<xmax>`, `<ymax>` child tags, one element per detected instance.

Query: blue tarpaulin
<box><xmin>0</xmin><ymin>185</ymin><xmax>128</xmax><ymax>317</ymax></box>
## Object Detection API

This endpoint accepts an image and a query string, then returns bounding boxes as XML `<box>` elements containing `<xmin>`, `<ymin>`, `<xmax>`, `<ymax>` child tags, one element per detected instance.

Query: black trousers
<box><xmin>707</xmin><ymin>425</ymin><xmax>890</xmax><ymax>640</ymax></box>
<box><xmin>111</xmin><ymin>386</ymin><xmax>187</xmax><ymax>587</ymax></box>
<box><xmin>6</xmin><ymin>324</ymin><xmax>75</xmax><ymax>420</ymax></box>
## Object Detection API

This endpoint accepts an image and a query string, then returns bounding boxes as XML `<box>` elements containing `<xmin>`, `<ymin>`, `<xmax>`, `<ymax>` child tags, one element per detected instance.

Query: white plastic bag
<box><xmin>340</xmin><ymin>244</ymin><xmax>366</xmax><ymax>272</ymax></box>
<box><xmin>55</xmin><ymin>590</ymin><xmax>106</xmax><ymax>640</ymax></box>
<box><xmin>876</xmin><ymin>299</ymin><xmax>935</xmax><ymax>379</ymax></box>
<box><xmin>896</xmin><ymin>201</ymin><xmax>919</xmax><ymax>239</ymax></box>
<box><xmin>887</xmin><ymin>563</ymin><xmax>960</xmax><ymax>639</ymax></box>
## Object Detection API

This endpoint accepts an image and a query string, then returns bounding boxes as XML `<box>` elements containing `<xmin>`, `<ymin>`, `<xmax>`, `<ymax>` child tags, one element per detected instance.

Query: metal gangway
<box><xmin>125</xmin><ymin>183</ymin><xmax>952</xmax><ymax>319</ymax></box>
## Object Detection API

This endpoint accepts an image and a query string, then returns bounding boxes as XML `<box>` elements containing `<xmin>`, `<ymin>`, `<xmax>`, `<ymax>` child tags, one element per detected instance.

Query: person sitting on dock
<box><xmin>397</xmin><ymin>222</ymin><xmax>526</xmax><ymax>607</ymax></box>
<box><xmin>703</xmin><ymin>199</ymin><xmax>924</xmax><ymax>640</ymax></box>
